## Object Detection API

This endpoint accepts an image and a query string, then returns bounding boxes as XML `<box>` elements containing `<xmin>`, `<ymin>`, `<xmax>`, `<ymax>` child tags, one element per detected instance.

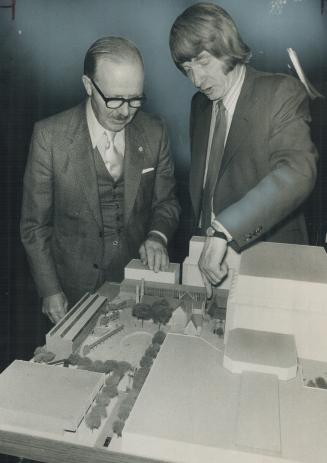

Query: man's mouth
<box><xmin>202</xmin><ymin>87</ymin><xmax>212</xmax><ymax>94</ymax></box>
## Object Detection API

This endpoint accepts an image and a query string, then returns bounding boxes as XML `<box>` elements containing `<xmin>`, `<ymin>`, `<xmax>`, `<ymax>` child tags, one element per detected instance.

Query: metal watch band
<box><xmin>206</xmin><ymin>226</ymin><xmax>228</xmax><ymax>241</ymax></box>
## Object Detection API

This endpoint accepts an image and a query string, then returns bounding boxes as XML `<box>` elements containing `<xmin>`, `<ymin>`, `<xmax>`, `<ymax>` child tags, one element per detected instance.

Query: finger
<box><xmin>153</xmin><ymin>249</ymin><xmax>162</xmax><ymax>273</ymax></box>
<box><xmin>47</xmin><ymin>310</ymin><xmax>56</xmax><ymax>324</ymax></box>
<box><xmin>160</xmin><ymin>249</ymin><xmax>169</xmax><ymax>271</ymax></box>
<box><xmin>205</xmin><ymin>270</ymin><xmax>221</xmax><ymax>285</ymax></box>
<box><xmin>139</xmin><ymin>244</ymin><xmax>147</xmax><ymax>266</ymax></box>
<box><xmin>200</xmin><ymin>271</ymin><xmax>212</xmax><ymax>299</ymax></box>
<box><xmin>219</xmin><ymin>262</ymin><xmax>229</xmax><ymax>280</ymax></box>
<box><xmin>146</xmin><ymin>245</ymin><xmax>155</xmax><ymax>270</ymax></box>
<box><xmin>58</xmin><ymin>306</ymin><xmax>67</xmax><ymax>319</ymax></box>
<box><xmin>42</xmin><ymin>305</ymin><xmax>55</xmax><ymax>324</ymax></box>
<box><xmin>51</xmin><ymin>308</ymin><xmax>62</xmax><ymax>324</ymax></box>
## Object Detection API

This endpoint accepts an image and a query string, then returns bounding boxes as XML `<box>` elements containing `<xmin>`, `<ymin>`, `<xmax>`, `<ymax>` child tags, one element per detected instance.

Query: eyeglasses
<box><xmin>90</xmin><ymin>78</ymin><xmax>146</xmax><ymax>109</ymax></box>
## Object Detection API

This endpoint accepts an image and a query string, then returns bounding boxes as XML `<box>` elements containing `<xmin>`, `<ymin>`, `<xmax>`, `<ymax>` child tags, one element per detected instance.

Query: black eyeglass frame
<box><xmin>90</xmin><ymin>78</ymin><xmax>146</xmax><ymax>109</ymax></box>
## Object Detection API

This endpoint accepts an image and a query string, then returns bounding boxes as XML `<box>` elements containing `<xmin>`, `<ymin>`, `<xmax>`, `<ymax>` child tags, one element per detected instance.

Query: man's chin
<box><xmin>107</xmin><ymin>119</ymin><xmax>130</xmax><ymax>131</ymax></box>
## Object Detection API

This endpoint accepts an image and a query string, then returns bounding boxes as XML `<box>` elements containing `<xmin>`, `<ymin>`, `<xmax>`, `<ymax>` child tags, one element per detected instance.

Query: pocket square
<box><xmin>142</xmin><ymin>167</ymin><xmax>154</xmax><ymax>174</ymax></box>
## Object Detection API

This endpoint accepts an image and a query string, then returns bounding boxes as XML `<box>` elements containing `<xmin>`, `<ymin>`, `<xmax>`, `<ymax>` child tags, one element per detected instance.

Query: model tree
<box><xmin>315</xmin><ymin>377</ymin><xmax>327</xmax><ymax>389</ymax></box>
<box><xmin>118</xmin><ymin>405</ymin><xmax>131</xmax><ymax>421</ymax></box>
<box><xmin>152</xmin><ymin>330</ymin><xmax>166</xmax><ymax>345</ymax></box>
<box><xmin>93</xmin><ymin>360</ymin><xmax>107</xmax><ymax>373</ymax></box>
<box><xmin>104</xmin><ymin>359</ymin><xmax>118</xmax><ymax>373</ymax></box>
<box><xmin>140</xmin><ymin>354</ymin><xmax>153</xmax><ymax>368</ymax></box>
<box><xmin>85</xmin><ymin>410</ymin><xmax>101</xmax><ymax>431</ymax></box>
<box><xmin>133</xmin><ymin>367</ymin><xmax>150</xmax><ymax>391</ymax></box>
<box><xmin>105</xmin><ymin>374</ymin><xmax>121</xmax><ymax>387</ymax></box>
<box><xmin>144</xmin><ymin>344</ymin><xmax>159</xmax><ymax>359</ymax></box>
<box><xmin>77</xmin><ymin>356</ymin><xmax>93</xmax><ymax>370</ymax></box>
<box><xmin>113</xmin><ymin>419</ymin><xmax>125</xmax><ymax>437</ymax></box>
<box><xmin>103</xmin><ymin>384</ymin><xmax>118</xmax><ymax>398</ymax></box>
<box><xmin>132</xmin><ymin>303</ymin><xmax>152</xmax><ymax>327</ymax></box>
<box><xmin>115</xmin><ymin>361</ymin><xmax>132</xmax><ymax>377</ymax></box>
<box><xmin>151</xmin><ymin>299</ymin><xmax>172</xmax><ymax>329</ymax></box>
<box><xmin>92</xmin><ymin>404</ymin><xmax>107</xmax><ymax>418</ymax></box>
<box><xmin>96</xmin><ymin>393</ymin><xmax>111</xmax><ymax>407</ymax></box>
<box><xmin>68</xmin><ymin>353</ymin><xmax>82</xmax><ymax>365</ymax></box>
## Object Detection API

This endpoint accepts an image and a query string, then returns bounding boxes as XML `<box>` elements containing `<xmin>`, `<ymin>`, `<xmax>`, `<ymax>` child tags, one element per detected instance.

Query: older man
<box><xmin>21</xmin><ymin>36</ymin><xmax>180</xmax><ymax>323</ymax></box>
<box><xmin>170</xmin><ymin>2</ymin><xmax>318</xmax><ymax>297</ymax></box>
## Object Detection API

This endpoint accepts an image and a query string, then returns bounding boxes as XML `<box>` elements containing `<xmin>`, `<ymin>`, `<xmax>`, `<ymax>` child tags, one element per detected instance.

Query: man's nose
<box><xmin>190</xmin><ymin>68</ymin><xmax>203</xmax><ymax>89</ymax></box>
<box><xmin>118</xmin><ymin>102</ymin><xmax>130</xmax><ymax>117</ymax></box>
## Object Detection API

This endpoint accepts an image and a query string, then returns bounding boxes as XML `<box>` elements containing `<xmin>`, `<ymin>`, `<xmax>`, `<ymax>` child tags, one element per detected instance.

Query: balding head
<box><xmin>84</xmin><ymin>36</ymin><xmax>144</xmax><ymax>79</ymax></box>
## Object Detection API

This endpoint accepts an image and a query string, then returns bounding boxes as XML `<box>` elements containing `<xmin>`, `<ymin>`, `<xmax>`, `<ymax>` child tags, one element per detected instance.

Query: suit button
<box><xmin>113</xmin><ymin>240</ymin><xmax>119</xmax><ymax>246</ymax></box>
<box><xmin>93</xmin><ymin>264</ymin><xmax>99</xmax><ymax>269</ymax></box>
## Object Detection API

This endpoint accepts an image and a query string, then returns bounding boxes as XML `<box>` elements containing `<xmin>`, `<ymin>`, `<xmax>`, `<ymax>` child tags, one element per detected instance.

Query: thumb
<box><xmin>220</xmin><ymin>262</ymin><xmax>229</xmax><ymax>280</ymax></box>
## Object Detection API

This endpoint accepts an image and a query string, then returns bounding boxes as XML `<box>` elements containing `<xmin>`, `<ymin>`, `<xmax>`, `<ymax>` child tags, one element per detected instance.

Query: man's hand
<box><xmin>198</xmin><ymin>237</ymin><xmax>229</xmax><ymax>298</ymax></box>
<box><xmin>139</xmin><ymin>238</ymin><xmax>169</xmax><ymax>273</ymax></box>
<box><xmin>42</xmin><ymin>292</ymin><xmax>68</xmax><ymax>324</ymax></box>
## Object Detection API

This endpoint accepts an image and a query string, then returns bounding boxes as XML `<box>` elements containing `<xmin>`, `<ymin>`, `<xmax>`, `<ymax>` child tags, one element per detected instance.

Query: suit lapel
<box><xmin>67</xmin><ymin>104</ymin><xmax>103</xmax><ymax>229</ymax></box>
<box><xmin>124</xmin><ymin>119</ymin><xmax>145</xmax><ymax>224</ymax></box>
<box><xmin>190</xmin><ymin>97</ymin><xmax>212</xmax><ymax>223</ymax></box>
<box><xmin>218</xmin><ymin>66</ymin><xmax>257</xmax><ymax>180</ymax></box>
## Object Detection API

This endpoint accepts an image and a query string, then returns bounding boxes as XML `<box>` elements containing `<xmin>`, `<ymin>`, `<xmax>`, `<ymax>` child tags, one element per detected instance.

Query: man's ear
<box><xmin>82</xmin><ymin>75</ymin><xmax>92</xmax><ymax>97</ymax></box>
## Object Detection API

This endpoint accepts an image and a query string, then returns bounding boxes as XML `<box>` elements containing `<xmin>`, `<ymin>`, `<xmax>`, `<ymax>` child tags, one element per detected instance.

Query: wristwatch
<box><xmin>206</xmin><ymin>226</ymin><xmax>228</xmax><ymax>241</ymax></box>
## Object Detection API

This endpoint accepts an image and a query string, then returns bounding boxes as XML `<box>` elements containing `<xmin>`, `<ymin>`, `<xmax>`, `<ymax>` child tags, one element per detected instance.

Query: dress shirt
<box><xmin>86</xmin><ymin>99</ymin><xmax>125</xmax><ymax>154</ymax></box>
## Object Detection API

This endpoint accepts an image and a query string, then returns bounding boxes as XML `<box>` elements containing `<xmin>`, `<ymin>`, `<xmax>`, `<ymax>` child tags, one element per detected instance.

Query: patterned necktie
<box><xmin>100</xmin><ymin>131</ymin><xmax>123</xmax><ymax>181</ymax></box>
<box><xmin>201</xmin><ymin>100</ymin><xmax>227</xmax><ymax>233</ymax></box>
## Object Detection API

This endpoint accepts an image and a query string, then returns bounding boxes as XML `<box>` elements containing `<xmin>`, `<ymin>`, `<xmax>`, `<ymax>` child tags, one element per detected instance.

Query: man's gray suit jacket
<box><xmin>21</xmin><ymin>103</ymin><xmax>180</xmax><ymax>301</ymax></box>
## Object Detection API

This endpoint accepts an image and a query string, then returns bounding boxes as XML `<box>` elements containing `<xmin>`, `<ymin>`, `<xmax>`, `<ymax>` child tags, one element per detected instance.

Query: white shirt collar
<box><xmin>86</xmin><ymin>98</ymin><xmax>125</xmax><ymax>151</ymax></box>
<box><xmin>222</xmin><ymin>64</ymin><xmax>246</xmax><ymax>113</ymax></box>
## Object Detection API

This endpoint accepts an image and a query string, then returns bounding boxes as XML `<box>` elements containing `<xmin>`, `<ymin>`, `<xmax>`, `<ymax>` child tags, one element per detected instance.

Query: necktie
<box><xmin>100</xmin><ymin>131</ymin><xmax>123</xmax><ymax>181</ymax></box>
<box><xmin>201</xmin><ymin>100</ymin><xmax>227</xmax><ymax>233</ymax></box>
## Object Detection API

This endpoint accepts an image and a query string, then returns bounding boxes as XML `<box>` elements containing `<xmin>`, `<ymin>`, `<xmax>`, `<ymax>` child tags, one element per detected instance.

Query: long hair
<box><xmin>84</xmin><ymin>36</ymin><xmax>143</xmax><ymax>78</ymax></box>
<box><xmin>170</xmin><ymin>3</ymin><xmax>251</xmax><ymax>74</ymax></box>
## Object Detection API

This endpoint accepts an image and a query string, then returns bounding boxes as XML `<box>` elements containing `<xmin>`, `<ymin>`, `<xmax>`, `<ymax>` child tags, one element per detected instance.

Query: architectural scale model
<box><xmin>118</xmin><ymin>240</ymin><xmax>327</xmax><ymax>463</ymax></box>
<box><xmin>125</xmin><ymin>259</ymin><xmax>180</xmax><ymax>284</ymax></box>
<box><xmin>46</xmin><ymin>293</ymin><xmax>107</xmax><ymax>359</ymax></box>
<box><xmin>224</xmin><ymin>242</ymin><xmax>327</xmax><ymax>362</ymax></box>
<box><xmin>0</xmin><ymin>238</ymin><xmax>327</xmax><ymax>463</ymax></box>
<box><xmin>0</xmin><ymin>360</ymin><xmax>104</xmax><ymax>434</ymax></box>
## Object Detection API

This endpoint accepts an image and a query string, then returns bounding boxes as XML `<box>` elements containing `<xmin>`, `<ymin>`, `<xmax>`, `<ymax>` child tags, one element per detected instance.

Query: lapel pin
<box><xmin>138</xmin><ymin>146</ymin><xmax>144</xmax><ymax>152</ymax></box>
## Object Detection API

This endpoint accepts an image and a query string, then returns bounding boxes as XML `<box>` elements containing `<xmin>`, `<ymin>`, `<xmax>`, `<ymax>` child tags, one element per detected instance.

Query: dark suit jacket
<box><xmin>190</xmin><ymin>66</ymin><xmax>318</xmax><ymax>248</ymax></box>
<box><xmin>21</xmin><ymin>102</ymin><xmax>180</xmax><ymax>301</ymax></box>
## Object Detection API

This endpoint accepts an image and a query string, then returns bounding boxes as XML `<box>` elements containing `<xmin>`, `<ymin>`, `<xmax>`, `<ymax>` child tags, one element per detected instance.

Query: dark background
<box><xmin>1</xmin><ymin>0</ymin><xmax>326</xmax><ymax>373</ymax></box>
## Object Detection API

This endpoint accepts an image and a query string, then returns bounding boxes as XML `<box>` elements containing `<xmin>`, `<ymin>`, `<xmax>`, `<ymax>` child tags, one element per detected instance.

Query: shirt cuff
<box><xmin>148</xmin><ymin>230</ymin><xmax>168</xmax><ymax>246</ymax></box>
<box><xmin>211</xmin><ymin>219</ymin><xmax>233</xmax><ymax>242</ymax></box>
